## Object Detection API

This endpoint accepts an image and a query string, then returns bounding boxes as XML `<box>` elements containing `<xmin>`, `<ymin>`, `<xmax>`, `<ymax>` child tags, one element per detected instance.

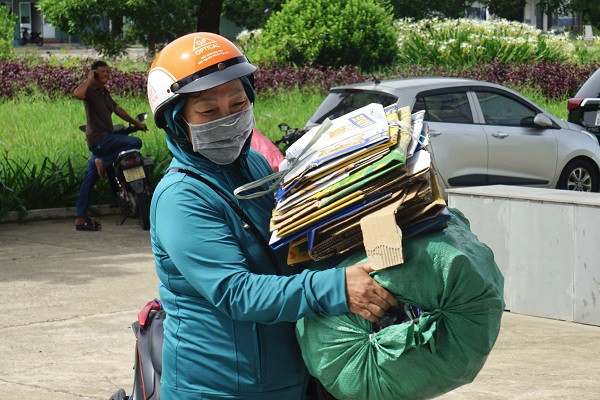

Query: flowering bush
<box><xmin>395</xmin><ymin>18</ymin><xmax>571</xmax><ymax>67</ymax></box>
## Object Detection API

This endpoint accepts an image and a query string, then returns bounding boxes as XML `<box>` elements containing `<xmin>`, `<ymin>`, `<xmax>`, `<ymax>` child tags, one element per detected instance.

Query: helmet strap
<box><xmin>240</xmin><ymin>75</ymin><xmax>255</xmax><ymax>104</ymax></box>
<box><xmin>164</xmin><ymin>123</ymin><xmax>195</xmax><ymax>154</ymax></box>
<box><xmin>163</xmin><ymin>98</ymin><xmax>197</xmax><ymax>154</ymax></box>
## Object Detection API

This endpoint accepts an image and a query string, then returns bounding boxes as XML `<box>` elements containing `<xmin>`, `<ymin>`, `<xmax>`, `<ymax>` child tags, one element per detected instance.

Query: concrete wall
<box><xmin>447</xmin><ymin>185</ymin><xmax>600</xmax><ymax>326</ymax></box>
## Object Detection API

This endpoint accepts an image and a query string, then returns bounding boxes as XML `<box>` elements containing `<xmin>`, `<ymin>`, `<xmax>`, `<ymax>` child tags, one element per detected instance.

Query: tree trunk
<box><xmin>110</xmin><ymin>15</ymin><xmax>124</xmax><ymax>40</ymax></box>
<box><xmin>147</xmin><ymin>30</ymin><xmax>157</xmax><ymax>57</ymax></box>
<box><xmin>197</xmin><ymin>0</ymin><xmax>223</xmax><ymax>34</ymax></box>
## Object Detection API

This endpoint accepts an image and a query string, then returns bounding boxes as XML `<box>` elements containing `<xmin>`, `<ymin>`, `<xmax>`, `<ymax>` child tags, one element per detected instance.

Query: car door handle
<box><xmin>429</xmin><ymin>129</ymin><xmax>442</xmax><ymax>137</ymax></box>
<box><xmin>492</xmin><ymin>132</ymin><xmax>509</xmax><ymax>138</ymax></box>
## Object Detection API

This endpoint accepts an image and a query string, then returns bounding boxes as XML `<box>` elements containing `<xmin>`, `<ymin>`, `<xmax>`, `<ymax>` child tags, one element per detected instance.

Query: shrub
<box><xmin>457</xmin><ymin>61</ymin><xmax>600</xmax><ymax>99</ymax></box>
<box><xmin>395</xmin><ymin>17</ymin><xmax>571</xmax><ymax>67</ymax></box>
<box><xmin>0</xmin><ymin>148</ymin><xmax>172</xmax><ymax>222</ymax></box>
<box><xmin>0</xmin><ymin>151</ymin><xmax>84</xmax><ymax>221</ymax></box>
<box><xmin>254</xmin><ymin>64</ymin><xmax>368</xmax><ymax>93</ymax></box>
<box><xmin>251</xmin><ymin>0</ymin><xmax>398</xmax><ymax>70</ymax></box>
<box><xmin>0</xmin><ymin>60</ymin><xmax>147</xmax><ymax>98</ymax></box>
<box><xmin>0</xmin><ymin>6</ymin><xmax>17</xmax><ymax>59</ymax></box>
<box><xmin>1</xmin><ymin>59</ymin><xmax>599</xmax><ymax>101</ymax></box>
<box><xmin>572</xmin><ymin>39</ymin><xmax>600</xmax><ymax>65</ymax></box>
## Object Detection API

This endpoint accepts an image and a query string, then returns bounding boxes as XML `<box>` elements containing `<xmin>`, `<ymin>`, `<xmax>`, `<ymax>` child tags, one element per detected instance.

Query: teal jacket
<box><xmin>150</xmin><ymin>122</ymin><xmax>349</xmax><ymax>399</ymax></box>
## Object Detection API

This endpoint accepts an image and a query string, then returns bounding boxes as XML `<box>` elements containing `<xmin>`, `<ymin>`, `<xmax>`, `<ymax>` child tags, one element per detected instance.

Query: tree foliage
<box><xmin>37</xmin><ymin>0</ymin><xmax>203</xmax><ymax>57</ymax></box>
<box><xmin>535</xmin><ymin>0</ymin><xmax>570</xmax><ymax>16</ymax></box>
<box><xmin>386</xmin><ymin>0</ymin><xmax>475</xmax><ymax>19</ymax></box>
<box><xmin>127</xmin><ymin>0</ymin><xmax>196</xmax><ymax>55</ymax></box>
<box><xmin>567</xmin><ymin>0</ymin><xmax>600</xmax><ymax>29</ymax></box>
<box><xmin>0</xmin><ymin>5</ymin><xmax>18</xmax><ymax>59</ymax></box>
<box><xmin>222</xmin><ymin>0</ymin><xmax>285</xmax><ymax>30</ymax></box>
<box><xmin>484</xmin><ymin>0</ymin><xmax>527</xmax><ymax>21</ymax></box>
<box><xmin>37</xmin><ymin>0</ymin><xmax>131</xmax><ymax>57</ymax></box>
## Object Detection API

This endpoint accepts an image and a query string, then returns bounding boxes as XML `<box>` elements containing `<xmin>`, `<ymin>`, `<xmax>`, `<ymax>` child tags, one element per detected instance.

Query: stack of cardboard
<box><xmin>269</xmin><ymin>103</ymin><xmax>450</xmax><ymax>269</ymax></box>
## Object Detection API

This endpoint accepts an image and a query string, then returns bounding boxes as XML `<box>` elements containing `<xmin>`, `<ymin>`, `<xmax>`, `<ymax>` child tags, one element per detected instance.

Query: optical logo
<box><xmin>193</xmin><ymin>36</ymin><xmax>220</xmax><ymax>55</ymax></box>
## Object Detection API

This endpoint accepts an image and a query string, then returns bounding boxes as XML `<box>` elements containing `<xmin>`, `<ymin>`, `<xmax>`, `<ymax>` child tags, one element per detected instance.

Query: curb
<box><xmin>0</xmin><ymin>204</ymin><xmax>120</xmax><ymax>224</ymax></box>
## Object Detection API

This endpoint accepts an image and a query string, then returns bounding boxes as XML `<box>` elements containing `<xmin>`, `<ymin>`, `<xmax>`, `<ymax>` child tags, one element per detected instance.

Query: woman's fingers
<box><xmin>345</xmin><ymin>264</ymin><xmax>398</xmax><ymax>322</ymax></box>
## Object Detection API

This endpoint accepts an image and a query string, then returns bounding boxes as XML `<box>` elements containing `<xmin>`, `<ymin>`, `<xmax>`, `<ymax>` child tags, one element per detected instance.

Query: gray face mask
<box><xmin>185</xmin><ymin>105</ymin><xmax>256</xmax><ymax>165</ymax></box>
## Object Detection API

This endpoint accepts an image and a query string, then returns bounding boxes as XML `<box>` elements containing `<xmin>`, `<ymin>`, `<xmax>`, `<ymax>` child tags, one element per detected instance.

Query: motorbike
<box><xmin>110</xmin><ymin>299</ymin><xmax>164</xmax><ymax>400</ymax></box>
<box><xmin>275</xmin><ymin>122</ymin><xmax>308</xmax><ymax>148</ymax></box>
<box><xmin>79</xmin><ymin>113</ymin><xmax>154</xmax><ymax>230</ymax></box>
<box><xmin>20</xmin><ymin>27</ymin><xmax>43</xmax><ymax>46</ymax></box>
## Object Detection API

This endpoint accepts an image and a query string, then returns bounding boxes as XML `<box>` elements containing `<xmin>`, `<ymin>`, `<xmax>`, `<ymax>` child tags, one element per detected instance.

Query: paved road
<box><xmin>13</xmin><ymin>42</ymin><xmax>147</xmax><ymax>59</ymax></box>
<box><xmin>1</xmin><ymin>217</ymin><xmax>599</xmax><ymax>399</ymax></box>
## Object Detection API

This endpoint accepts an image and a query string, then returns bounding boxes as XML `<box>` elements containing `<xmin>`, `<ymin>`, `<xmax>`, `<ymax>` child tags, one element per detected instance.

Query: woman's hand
<box><xmin>345</xmin><ymin>264</ymin><xmax>398</xmax><ymax>322</ymax></box>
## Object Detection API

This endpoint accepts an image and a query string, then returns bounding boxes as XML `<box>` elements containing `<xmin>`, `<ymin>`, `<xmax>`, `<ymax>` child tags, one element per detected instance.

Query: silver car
<box><xmin>306</xmin><ymin>77</ymin><xmax>600</xmax><ymax>193</ymax></box>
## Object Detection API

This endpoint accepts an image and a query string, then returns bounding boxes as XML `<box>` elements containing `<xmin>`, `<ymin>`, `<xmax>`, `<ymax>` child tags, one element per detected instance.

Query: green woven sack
<box><xmin>296</xmin><ymin>208</ymin><xmax>505</xmax><ymax>399</ymax></box>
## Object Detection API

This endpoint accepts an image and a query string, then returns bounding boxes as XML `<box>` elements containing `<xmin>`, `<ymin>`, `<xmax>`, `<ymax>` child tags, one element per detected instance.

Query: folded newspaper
<box><xmin>268</xmin><ymin>103</ymin><xmax>449</xmax><ymax>268</ymax></box>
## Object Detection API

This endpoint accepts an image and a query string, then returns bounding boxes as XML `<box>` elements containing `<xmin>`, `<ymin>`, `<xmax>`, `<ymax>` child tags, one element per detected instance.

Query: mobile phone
<box><xmin>94</xmin><ymin>71</ymin><xmax>99</xmax><ymax>80</ymax></box>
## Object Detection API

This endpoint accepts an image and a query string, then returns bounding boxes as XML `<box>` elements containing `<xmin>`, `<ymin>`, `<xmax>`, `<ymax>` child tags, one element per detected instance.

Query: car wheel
<box><xmin>557</xmin><ymin>159</ymin><xmax>599</xmax><ymax>192</ymax></box>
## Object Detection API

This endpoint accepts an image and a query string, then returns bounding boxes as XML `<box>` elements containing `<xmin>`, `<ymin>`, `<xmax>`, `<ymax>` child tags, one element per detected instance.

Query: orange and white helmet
<box><xmin>147</xmin><ymin>32</ymin><xmax>257</xmax><ymax>128</ymax></box>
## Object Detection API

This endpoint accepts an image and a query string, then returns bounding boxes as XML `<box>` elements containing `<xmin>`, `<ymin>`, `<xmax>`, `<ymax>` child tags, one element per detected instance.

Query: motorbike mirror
<box><xmin>278</xmin><ymin>123</ymin><xmax>290</xmax><ymax>132</ymax></box>
<box><xmin>136</xmin><ymin>113</ymin><xmax>148</xmax><ymax>122</ymax></box>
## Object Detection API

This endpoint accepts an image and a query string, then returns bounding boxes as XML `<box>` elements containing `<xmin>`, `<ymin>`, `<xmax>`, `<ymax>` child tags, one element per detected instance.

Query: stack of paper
<box><xmin>269</xmin><ymin>103</ymin><xmax>450</xmax><ymax>268</ymax></box>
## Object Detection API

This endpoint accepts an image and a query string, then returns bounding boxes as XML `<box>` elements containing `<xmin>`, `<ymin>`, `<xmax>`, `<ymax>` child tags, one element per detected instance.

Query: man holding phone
<box><xmin>73</xmin><ymin>60</ymin><xmax>147</xmax><ymax>231</ymax></box>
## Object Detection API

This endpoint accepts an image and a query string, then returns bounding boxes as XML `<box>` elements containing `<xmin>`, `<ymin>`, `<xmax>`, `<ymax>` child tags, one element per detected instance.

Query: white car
<box><xmin>306</xmin><ymin>77</ymin><xmax>600</xmax><ymax>193</ymax></box>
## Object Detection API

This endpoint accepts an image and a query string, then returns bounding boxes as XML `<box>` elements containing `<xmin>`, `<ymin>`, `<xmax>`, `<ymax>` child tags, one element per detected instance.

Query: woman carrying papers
<box><xmin>146</xmin><ymin>32</ymin><xmax>398</xmax><ymax>400</ymax></box>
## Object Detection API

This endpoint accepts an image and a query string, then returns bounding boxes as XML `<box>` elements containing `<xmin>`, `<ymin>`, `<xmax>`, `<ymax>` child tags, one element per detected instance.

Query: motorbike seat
<box><xmin>148</xmin><ymin>311</ymin><xmax>164</xmax><ymax>376</ymax></box>
<box><xmin>131</xmin><ymin>308</ymin><xmax>164</xmax><ymax>399</ymax></box>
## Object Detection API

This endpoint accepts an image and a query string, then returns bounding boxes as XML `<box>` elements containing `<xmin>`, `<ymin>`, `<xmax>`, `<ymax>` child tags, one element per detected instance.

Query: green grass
<box><xmin>0</xmin><ymin>89</ymin><xmax>326</xmax><ymax>166</ymax></box>
<box><xmin>513</xmin><ymin>87</ymin><xmax>569</xmax><ymax>119</ymax></box>
<box><xmin>254</xmin><ymin>88</ymin><xmax>327</xmax><ymax>142</ymax></box>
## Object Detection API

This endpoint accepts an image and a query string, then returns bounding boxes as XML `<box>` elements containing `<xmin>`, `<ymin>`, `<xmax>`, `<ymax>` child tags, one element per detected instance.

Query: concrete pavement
<box><xmin>1</xmin><ymin>216</ymin><xmax>599</xmax><ymax>399</ymax></box>
<box><xmin>13</xmin><ymin>42</ymin><xmax>148</xmax><ymax>60</ymax></box>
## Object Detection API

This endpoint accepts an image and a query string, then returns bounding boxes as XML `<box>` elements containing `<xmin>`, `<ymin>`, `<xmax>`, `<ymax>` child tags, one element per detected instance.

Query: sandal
<box><xmin>75</xmin><ymin>218</ymin><xmax>102</xmax><ymax>231</ymax></box>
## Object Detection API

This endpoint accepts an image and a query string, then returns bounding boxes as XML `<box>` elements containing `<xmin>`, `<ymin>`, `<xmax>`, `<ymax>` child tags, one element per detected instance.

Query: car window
<box><xmin>309</xmin><ymin>91</ymin><xmax>398</xmax><ymax>125</ymax></box>
<box><xmin>414</xmin><ymin>92</ymin><xmax>473</xmax><ymax>123</ymax></box>
<box><xmin>475</xmin><ymin>91</ymin><xmax>536</xmax><ymax>126</ymax></box>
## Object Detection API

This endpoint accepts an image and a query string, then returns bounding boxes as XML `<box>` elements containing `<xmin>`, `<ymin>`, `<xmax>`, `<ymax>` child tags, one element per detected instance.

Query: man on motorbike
<box><xmin>73</xmin><ymin>60</ymin><xmax>148</xmax><ymax>231</ymax></box>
